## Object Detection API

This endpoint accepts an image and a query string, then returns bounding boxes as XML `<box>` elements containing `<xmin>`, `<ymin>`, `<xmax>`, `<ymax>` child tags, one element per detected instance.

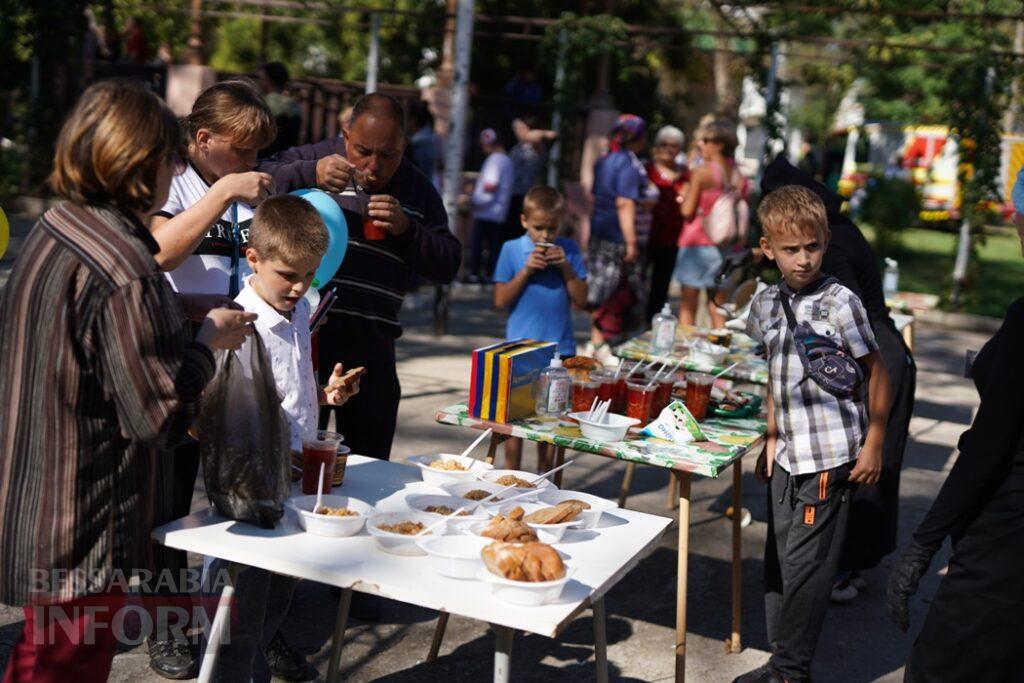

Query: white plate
<box><xmin>536</xmin><ymin>489</ymin><xmax>617</xmax><ymax>530</ymax></box>
<box><xmin>406</xmin><ymin>453</ymin><xmax>494</xmax><ymax>487</ymax></box>
<box><xmin>287</xmin><ymin>495</ymin><xmax>373</xmax><ymax>537</ymax></box>
<box><xmin>477</xmin><ymin>469</ymin><xmax>558</xmax><ymax>494</ymax></box>
<box><xmin>489</xmin><ymin>502</ymin><xmax>581</xmax><ymax>543</ymax></box>
<box><xmin>478</xmin><ymin>566</ymin><xmax>575</xmax><ymax>606</ymax></box>
<box><xmin>415</xmin><ymin>535</ymin><xmax>492</xmax><ymax>579</ymax></box>
<box><xmin>366</xmin><ymin>511</ymin><xmax>447</xmax><ymax>555</ymax></box>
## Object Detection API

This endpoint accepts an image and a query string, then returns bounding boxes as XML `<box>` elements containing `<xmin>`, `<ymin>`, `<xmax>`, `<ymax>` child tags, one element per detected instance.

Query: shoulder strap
<box><xmin>779</xmin><ymin>291</ymin><xmax>799</xmax><ymax>332</ymax></box>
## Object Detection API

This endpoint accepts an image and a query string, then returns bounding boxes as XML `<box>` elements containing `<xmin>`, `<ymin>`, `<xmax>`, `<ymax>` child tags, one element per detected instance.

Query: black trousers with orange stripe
<box><xmin>764</xmin><ymin>461</ymin><xmax>854</xmax><ymax>682</ymax></box>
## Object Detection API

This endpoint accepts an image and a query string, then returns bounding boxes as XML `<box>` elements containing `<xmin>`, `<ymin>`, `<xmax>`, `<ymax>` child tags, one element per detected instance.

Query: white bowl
<box><xmin>689</xmin><ymin>339</ymin><xmax>729</xmax><ymax>366</ymax></box>
<box><xmin>287</xmin><ymin>494</ymin><xmax>373</xmax><ymax>537</ymax></box>
<box><xmin>415</xmin><ymin>535</ymin><xmax>492</xmax><ymax>579</ymax></box>
<box><xmin>479</xmin><ymin>566</ymin><xmax>575</xmax><ymax>606</ymax></box>
<box><xmin>568</xmin><ymin>411</ymin><xmax>640</xmax><ymax>442</ymax></box>
<box><xmin>367</xmin><ymin>511</ymin><xmax>447</xmax><ymax>555</ymax></box>
<box><xmin>489</xmin><ymin>502</ymin><xmax>581</xmax><ymax>543</ymax></box>
<box><xmin>536</xmin><ymin>489</ymin><xmax>618</xmax><ymax>530</ymax></box>
<box><xmin>406</xmin><ymin>453</ymin><xmax>494</xmax><ymax>488</ymax></box>
<box><xmin>439</xmin><ymin>481</ymin><xmax>535</xmax><ymax>508</ymax></box>
<box><xmin>405</xmin><ymin>494</ymin><xmax>487</xmax><ymax>533</ymax></box>
<box><xmin>478</xmin><ymin>469</ymin><xmax>558</xmax><ymax>494</ymax></box>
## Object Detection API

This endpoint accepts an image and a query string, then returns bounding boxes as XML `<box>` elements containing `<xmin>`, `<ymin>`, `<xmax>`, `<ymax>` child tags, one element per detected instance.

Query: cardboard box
<box><xmin>469</xmin><ymin>339</ymin><xmax>556</xmax><ymax>423</ymax></box>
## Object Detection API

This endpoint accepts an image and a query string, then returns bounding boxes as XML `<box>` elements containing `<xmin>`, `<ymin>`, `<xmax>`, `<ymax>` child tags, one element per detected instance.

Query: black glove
<box><xmin>885</xmin><ymin>540</ymin><xmax>937</xmax><ymax>632</ymax></box>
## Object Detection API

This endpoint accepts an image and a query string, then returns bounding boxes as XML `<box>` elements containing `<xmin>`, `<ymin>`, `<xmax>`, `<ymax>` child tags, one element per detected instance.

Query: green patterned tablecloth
<box><xmin>435</xmin><ymin>402</ymin><xmax>766</xmax><ymax>478</ymax></box>
<box><xmin>613</xmin><ymin>326</ymin><xmax>768</xmax><ymax>385</ymax></box>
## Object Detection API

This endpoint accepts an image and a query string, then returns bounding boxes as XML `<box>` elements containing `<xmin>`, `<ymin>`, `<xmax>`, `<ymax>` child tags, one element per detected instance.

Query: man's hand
<box><xmin>849</xmin><ymin>443</ymin><xmax>882</xmax><ymax>484</ymax></box>
<box><xmin>323</xmin><ymin>363</ymin><xmax>365</xmax><ymax>406</ymax></box>
<box><xmin>316</xmin><ymin>154</ymin><xmax>355</xmax><ymax>193</ymax></box>
<box><xmin>755</xmin><ymin>442</ymin><xmax>775</xmax><ymax>483</ymax></box>
<box><xmin>525</xmin><ymin>247</ymin><xmax>548</xmax><ymax>275</ymax></box>
<box><xmin>368</xmin><ymin>195</ymin><xmax>409</xmax><ymax>235</ymax></box>
<box><xmin>179</xmin><ymin>294</ymin><xmax>241</xmax><ymax>322</ymax></box>
<box><xmin>214</xmin><ymin>172</ymin><xmax>274</xmax><ymax>206</ymax></box>
<box><xmin>623</xmin><ymin>241</ymin><xmax>639</xmax><ymax>264</ymax></box>
<box><xmin>195</xmin><ymin>307</ymin><xmax>257</xmax><ymax>351</ymax></box>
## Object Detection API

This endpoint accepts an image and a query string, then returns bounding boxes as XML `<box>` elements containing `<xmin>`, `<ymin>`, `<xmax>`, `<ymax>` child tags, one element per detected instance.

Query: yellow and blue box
<box><xmin>468</xmin><ymin>339</ymin><xmax>556</xmax><ymax>423</ymax></box>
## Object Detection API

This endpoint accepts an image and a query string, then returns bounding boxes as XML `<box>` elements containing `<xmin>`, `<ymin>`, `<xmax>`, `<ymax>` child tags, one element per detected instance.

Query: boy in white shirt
<box><xmin>206</xmin><ymin>194</ymin><xmax>360</xmax><ymax>682</ymax></box>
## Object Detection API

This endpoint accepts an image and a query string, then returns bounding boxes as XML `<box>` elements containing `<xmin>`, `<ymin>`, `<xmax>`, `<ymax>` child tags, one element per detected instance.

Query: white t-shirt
<box><xmin>471</xmin><ymin>151</ymin><xmax>514</xmax><ymax>223</ymax></box>
<box><xmin>157</xmin><ymin>162</ymin><xmax>254</xmax><ymax>295</ymax></box>
<box><xmin>234</xmin><ymin>275</ymin><xmax>319</xmax><ymax>452</ymax></box>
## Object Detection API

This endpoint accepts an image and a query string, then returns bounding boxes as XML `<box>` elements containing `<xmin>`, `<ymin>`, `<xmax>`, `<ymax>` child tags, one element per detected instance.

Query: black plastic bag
<box><xmin>198</xmin><ymin>335</ymin><xmax>291</xmax><ymax>528</ymax></box>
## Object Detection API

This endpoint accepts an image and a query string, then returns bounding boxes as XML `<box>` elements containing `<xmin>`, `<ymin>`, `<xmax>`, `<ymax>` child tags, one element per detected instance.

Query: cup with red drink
<box><xmin>625</xmin><ymin>380</ymin><xmax>655</xmax><ymax>424</ymax></box>
<box><xmin>302</xmin><ymin>430</ymin><xmax>344</xmax><ymax>494</ymax></box>
<box><xmin>684</xmin><ymin>373</ymin><xmax>715</xmax><ymax>421</ymax></box>
<box><xmin>591</xmin><ymin>369</ymin><xmax>616</xmax><ymax>408</ymax></box>
<box><xmin>572</xmin><ymin>378</ymin><xmax>601</xmax><ymax>413</ymax></box>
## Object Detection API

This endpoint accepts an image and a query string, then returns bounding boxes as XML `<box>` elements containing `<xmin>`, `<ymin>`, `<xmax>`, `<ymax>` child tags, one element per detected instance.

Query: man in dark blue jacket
<box><xmin>260</xmin><ymin>93</ymin><xmax>461</xmax><ymax>460</ymax></box>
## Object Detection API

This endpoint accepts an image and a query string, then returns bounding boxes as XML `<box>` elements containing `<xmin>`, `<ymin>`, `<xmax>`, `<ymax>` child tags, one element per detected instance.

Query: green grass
<box><xmin>860</xmin><ymin>224</ymin><xmax>1024</xmax><ymax>319</ymax></box>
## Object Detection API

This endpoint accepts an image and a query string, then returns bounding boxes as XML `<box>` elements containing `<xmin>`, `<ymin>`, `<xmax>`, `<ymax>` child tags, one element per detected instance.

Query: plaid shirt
<box><xmin>746</xmin><ymin>278</ymin><xmax>878</xmax><ymax>475</ymax></box>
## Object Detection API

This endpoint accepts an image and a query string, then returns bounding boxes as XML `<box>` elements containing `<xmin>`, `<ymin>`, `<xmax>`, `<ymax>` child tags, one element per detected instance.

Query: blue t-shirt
<box><xmin>493</xmin><ymin>235</ymin><xmax>587</xmax><ymax>356</ymax></box>
<box><xmin>589</xmin><ymin>150</ymin><xmax>645</xmax><ymax>243</ymax></box>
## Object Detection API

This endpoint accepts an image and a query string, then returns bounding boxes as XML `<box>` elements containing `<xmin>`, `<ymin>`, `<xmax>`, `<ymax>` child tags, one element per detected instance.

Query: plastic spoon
<box><xmin>714</xmin><ymin>361</ymin><xmax>741</xmax><ymax>379</ymax></box>
<box><xmin>459</xmin><ymin>427</ymin><xmax>493</xmax><ymax>459</ymax></box>
<box><xmin>586</xmin><ymin>397</ymin><xmax>599</xmax><ymax>421</ymax></box>
<box><xmin>313</xmin><ymin>462</ymin><xmax>326</xmax><ymax>514</ymax></box>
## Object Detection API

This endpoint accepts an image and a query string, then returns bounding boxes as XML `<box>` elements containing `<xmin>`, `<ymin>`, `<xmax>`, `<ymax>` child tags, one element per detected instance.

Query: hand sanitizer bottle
<box><xmin>651</xmin><ymin>304</ymin><xmax>678</xmax><ymax>355</ymax></box>
<box><xmin>535</xmin><ymin>353</ymin><xmax>570</xmax><ymax>416</ymax></box>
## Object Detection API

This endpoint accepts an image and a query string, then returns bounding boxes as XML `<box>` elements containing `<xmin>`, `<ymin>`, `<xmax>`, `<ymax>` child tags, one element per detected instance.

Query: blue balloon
<box><xmin>290</xmin><ymin>188</ymin><xmax>349</xmax><ymax>288</ymax></box>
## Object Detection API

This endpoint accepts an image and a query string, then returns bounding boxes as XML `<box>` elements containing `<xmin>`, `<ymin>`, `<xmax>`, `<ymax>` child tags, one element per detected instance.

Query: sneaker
<box><xmin>849</xmin><ymin>571</ymin><xmax>867</xmax><ymax>591</ymax></box>
<box><xmin>830</xmin><ymin>577</ymin><xmax>859</xmax><ymax>603</ymax></box>
<box><xmin>147</xmin><ymin>637</ymin><xmax>199</xmax><ymax>680</ymax></box>
<box><xmin>264</xmin><ymin>632</ymin><xmax>318</xmax><ymax>682</ymax></box>
<box><xmin>733</xmin><ymin>663</ymin><xmax>786</xmax><ymax>683</ymax></box>
<box><xmin>726</xmin><ymin>505</ymin><xmax>753</xmax><ymax>528</ymax></box>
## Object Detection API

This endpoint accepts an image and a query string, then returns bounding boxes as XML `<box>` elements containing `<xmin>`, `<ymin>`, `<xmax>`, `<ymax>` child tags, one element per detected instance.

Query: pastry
<box><xmin>523</xmin><ymin>501</ymin><xmax>587</xmax><ymax>525</ymax></box>
<box><xmin>481</xmin><ymin>541</ymin><xmax>566</xmax><ymax>582</ymax></box>
<box><xmin>481</xmin><ymin>506</ymin><xmax>537</xmax><ymax>543</ymax></box>
<box><xmin>563</xmin><ymin>356</ymin><xmax>601</xmax><ymax>381</ymax></box>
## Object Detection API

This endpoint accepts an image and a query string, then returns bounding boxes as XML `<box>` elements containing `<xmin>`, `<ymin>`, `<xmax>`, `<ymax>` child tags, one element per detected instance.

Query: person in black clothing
<box><xmin>259</xmin><ymin>93</ymin><xmax>461</xmax><ymax>460</ymax></box>
<box><xmin>886</xmin><ymin>280</ymin><xmax>1024</xmax><ymax>681</ymax></box>
<box><xmin>760</xmin><ymin>157</ymin><xmax>917</xmax><ymax>596</ymax></box>
<box><xmin>259</xmin><ymin>62</ymin><xmax>303</xmax><ymax>159</ymax></box>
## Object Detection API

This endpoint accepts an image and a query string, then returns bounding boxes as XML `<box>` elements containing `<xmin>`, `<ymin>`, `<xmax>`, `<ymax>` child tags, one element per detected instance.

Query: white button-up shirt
<box><xmin>235</xmin><ymin>276</ymin><xmax>319</xmax><ymax>451</ymax></box>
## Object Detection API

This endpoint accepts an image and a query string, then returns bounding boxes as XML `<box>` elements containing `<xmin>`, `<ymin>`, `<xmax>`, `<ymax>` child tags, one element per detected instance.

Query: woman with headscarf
<box><xmin>885</xmin><ymin>214</ymin><xmax>1024</xmax><ymax>681</ymax></box>
<box><xmin>585</xmin><ymin>114</ymin><xmax>649</xmax><ymax>360</ymax></box>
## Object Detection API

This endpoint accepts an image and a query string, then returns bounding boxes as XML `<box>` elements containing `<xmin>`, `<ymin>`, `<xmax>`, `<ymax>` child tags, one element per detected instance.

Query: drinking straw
<box><xmin>714</xmin><ymin>361</ymin><xmax>740</xmax><ymax>379</ymax></box>
<box><xmin>586</xmin><ymin>397</ymin><xmax>599</xmax><ymax>420</ymax></box>
<box><xmin>613</xmin><ymin>358</ymin><xmax>625</xmax><ymax>379</ymax></box>
<box><xmin>459</xmin><ymin>428</ymin><xmax>493</xmax><ymax>459</ymax></box>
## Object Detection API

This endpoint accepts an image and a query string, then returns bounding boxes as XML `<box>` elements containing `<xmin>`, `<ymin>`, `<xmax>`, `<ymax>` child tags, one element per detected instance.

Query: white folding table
<box><xmin>152</xmin><ymin>455</ymin><xmax>671</xmax><ymax>682</ymax></box>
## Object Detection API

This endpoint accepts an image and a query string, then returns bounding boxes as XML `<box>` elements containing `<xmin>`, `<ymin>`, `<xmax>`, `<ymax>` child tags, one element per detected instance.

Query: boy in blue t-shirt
<box><xmin>493</xmin><ymin>185</ymin><xmax>587</xmax><ymax>470</ymax></box>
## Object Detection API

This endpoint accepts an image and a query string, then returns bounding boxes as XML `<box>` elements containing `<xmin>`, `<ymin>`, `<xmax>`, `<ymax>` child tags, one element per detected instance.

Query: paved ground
<box><xmin>0</xmin><ymin>211</ymin><xmax>995</xmax><ymax>681</ymax></box>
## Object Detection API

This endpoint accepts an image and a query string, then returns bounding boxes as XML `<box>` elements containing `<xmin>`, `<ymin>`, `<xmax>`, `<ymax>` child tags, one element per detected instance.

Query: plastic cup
<box><xmin>651</xmin><ymin>376</ymin><xmax>676</xmax><ymax>417</ymax></box>
<box><xmin>591</xmin><ymin>369</ymin><xmax>616</xmax><ymax>405</ymax></box>
<box><xmin>363</xmin><ymin>214</ymin><xmax>386</xmax><ymax>241</ymax></box>
<box><xmin>626</xmin><ymin>380</ymin><xmax>655</xmax><ymax>424</ymax></box>
<box><xmin>685</xmin><ymin>372</ymin><xmax>714</xmax><ymax>421</ymax></box>
<box><xmin>333</xmin><ymin>444</ymin><xmax>351</xmax><ymax>487</ymax></box>
<box><xmin>302</xmin><ymin>430</ymin><xmax>343</xmax><ymax>494</ymax></box>
<box><xmin>572</xmin><ymin>378</ymin><xmax>600</xmax><ymax>413</ymax></box>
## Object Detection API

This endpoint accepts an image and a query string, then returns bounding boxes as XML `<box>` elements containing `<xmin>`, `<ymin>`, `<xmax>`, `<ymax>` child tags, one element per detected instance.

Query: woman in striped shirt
<box><xmin>0</xmin><ymin>81</ymin><xmax>255</xmax><ymax>682</ymax></box>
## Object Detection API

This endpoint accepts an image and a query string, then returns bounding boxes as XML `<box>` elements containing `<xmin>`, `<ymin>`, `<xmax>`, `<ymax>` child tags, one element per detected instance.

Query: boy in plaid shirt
<box><xmin>734</xmin><ymin>186</ymin><xmax>890</xmax><ymax>683</ymax></box>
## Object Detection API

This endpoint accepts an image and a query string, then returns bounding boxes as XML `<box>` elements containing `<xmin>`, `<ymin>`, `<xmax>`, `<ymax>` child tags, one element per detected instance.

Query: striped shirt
<box><xmin>258</xmin><ymin>137</ymin><xmax>462</xmax><ymax>364</ymax></box>
<box><xmin>746</xmin><ymin>278</ymin><xmax>878</xmax><ymax>476</ymax></box>
<box><xmin>0</xmin><ymin>203</ymin><xmax>215</xmax><ymax>606</ymax></box>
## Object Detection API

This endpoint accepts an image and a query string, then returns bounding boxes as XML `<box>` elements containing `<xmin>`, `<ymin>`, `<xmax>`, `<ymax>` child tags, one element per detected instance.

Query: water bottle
<box><xmin>883</xmin><ymin>258</ymin><xmax>899</xmax><ymax>299</ymax></box>
<box><xmin>651</xmin><ymin>304</ymin><xmax>678</xmax><ymax>355</ymax></box>
<box><xmin>535</xmin><ymin>353</ymin><xmax>570</xmax><ymax>416</ymax></box>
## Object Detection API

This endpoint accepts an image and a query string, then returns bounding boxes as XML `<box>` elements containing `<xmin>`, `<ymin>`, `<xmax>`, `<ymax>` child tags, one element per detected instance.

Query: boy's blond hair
<box><xmin>522</xmin><ymin>185</ymin><xmax>565</xmax><ymax>217</ymax></box>
<box><xmin>758</xmin><ymin>185</ymin><xmax>828</xmax><ymax>241</ymax></box>
<box><xmin>250</xmin><ymin>195</ymin><xmax>328</xmax><ymax>262</ymax></box>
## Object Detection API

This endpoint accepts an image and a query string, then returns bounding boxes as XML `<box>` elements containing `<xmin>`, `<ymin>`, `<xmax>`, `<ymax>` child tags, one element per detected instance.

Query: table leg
<box><xmin>197</xmin><ymin>562</ymin><xmax>240</xmax><ymax>683</ymax></box>
<box><xmin>485</xmin><ymin>433</ymin><xmax>501</xmax><ymax>465</ymax></box>
<box><xmin>618</xmin><ymin>462</ymin><xmax>636</xmax><ymax>508</ymax></box>
<box><xmin>674</xmin><ymin>471</ymin><xmax>692</xmax><ymax>683</ymax></box>
<box><xmin>492</xmin><ymin>624</ymin><xmax>514</xmax><ymax>683</ymax></box>
<box><xmin>666</xmin><ymin>471</ymin><xmax>679</xmax><ymax>510</ymax></box>
<box><xmin>427</xmin><ymin>611</ymin><xmax>450</xmax><ymax>663</ymax></box>
<box><xmin>553</xmin><ymin>447</ymin><xmax>566</xmax><ymax>487</ymax></box>
<box><xmin>325</xmin><ymin>588</ymin><xmax>353</xmax><ymax>683</ymax></box>
<box><xmin>592</xmin><ymin>597</ymin><xmax>609</xmax><ymax>683</ymax></box>
<box><xmin>730</xmin><ymin>460</ymin><xmax>743</xmax><ymax>653</ymax></box>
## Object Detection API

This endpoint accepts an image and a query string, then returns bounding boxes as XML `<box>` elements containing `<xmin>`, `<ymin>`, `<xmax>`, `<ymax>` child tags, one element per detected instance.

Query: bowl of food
<box><xmin>689</xmin><ymin>338</ymin><xmax>729</xmax><ymax>367</ymax></box>
<box><xmin>439</xmin><ymin>481</ymin><xmax>527</xmax><ymax>508</ymax></box>
<box><xmin>405</xmin><ymin>494</ymin><xmax>487</xmax><ymax>533</ymax></box>
<box><xmin>493</xmin><ymin>502</ymin><xmax>590</xmax><ymax>543</ymax></box>
<box><xmin>406</xmin><ymin>453</ymin><xmax>494</xmax><ymax>487</ymax></box>
<box><xmin>367</xmin><ymin>511</ymin><xmax>446</xmax><ymax>555</ymax></box>
<box><xmin>416</xmin><ymin>535</ymin><xmax>493</xmax><ymax>579</ymax></box>
<box><xmin>287</xmin><ymin>494</ymin><xmax>373</xmax><ymax>538</ymax></box>
<box><xmin>568</xmin><ymin>411</ymin><xmax>640</xmax><ymax>442</ymax></box>
<box><xmin>479</xmin><ymin>541</ymin><xmax>574</xmax><ymax>606</ymax></box>
<box><xmin>478</xmin><ymin>469</ymin><xmax>557</xmax><ymax>494</ymax></box>
<box><xmin>470</xmin><ymin>506</ymin><xmax>539</xmax><ymax>543</ymax></box>
<box><xmin>536</xmin><ymin>489</ymin><xmax>617</xmax><ymax>530</ymax></box>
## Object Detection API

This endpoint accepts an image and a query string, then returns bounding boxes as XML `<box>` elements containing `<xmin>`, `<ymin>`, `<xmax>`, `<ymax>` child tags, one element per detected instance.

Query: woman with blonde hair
<box><xmin>0</xmin><ymin>80</ymin><xmax>253</xmax><ymax>682</ymax></box>
<box><xmin>675</xmin><ymin>116</ymin><xmax>748</xmax><ymax>327</ymax></box>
